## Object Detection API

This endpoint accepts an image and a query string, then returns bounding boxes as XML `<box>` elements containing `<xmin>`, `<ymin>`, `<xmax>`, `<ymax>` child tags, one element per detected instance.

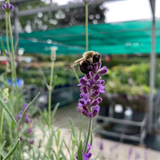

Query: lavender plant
<box><xmin>0</xmin><ymin>1</ymin><xmax>39</xmax><ymax>159</ymax></box>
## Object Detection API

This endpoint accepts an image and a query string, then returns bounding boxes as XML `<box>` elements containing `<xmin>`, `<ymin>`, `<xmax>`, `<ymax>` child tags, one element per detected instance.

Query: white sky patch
<box><xmin>43</xmin><ymin>0</ymin><xmax>160</xmax><ymax>23</ymax></box>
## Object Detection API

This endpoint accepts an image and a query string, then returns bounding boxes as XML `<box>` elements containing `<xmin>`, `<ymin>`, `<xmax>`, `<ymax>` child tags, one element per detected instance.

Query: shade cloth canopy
<box><xmin>1</xmin><ymin>20</ymin><xmax>160</xmax><ymax>54</ymax></box>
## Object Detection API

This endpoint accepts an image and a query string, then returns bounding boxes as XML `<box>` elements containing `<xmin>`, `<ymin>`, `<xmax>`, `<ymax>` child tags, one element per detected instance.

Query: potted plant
<box><xmin>127</xmin><ymin>85</ymin><xmax>151</xmax><ymax>122</ymax></box>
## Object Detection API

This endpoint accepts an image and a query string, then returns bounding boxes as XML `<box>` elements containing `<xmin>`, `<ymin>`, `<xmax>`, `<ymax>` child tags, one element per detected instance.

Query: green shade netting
<box><xmin>0</xmin><ymin>37</ymin><xmax>85</xmax><ymax>54</ymax></box>
<box><xmin>1</xmin><ymin>20</ymin><xmax>160</xmax><ymax>55</ymax></box>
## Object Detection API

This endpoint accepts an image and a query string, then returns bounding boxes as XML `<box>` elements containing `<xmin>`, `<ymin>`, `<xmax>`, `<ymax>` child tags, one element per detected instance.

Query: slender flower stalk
<box><xmin>83</xmin><ymin>0</ymin><xmax>91</xmax><ymax>51</ymax></box>
<box><xmin>3</xmin><ymin>2</ymin><xmax>21</xmax><ymax>158</ymax></box>
<box><xmin>85</xmin><ymin>3</ymin><xmax>88</xmax><ymax>51</ymax></box>
<box><xmin>0</xmin><ymin>108</ymin><xmax>4</xmax><ymax>160</ymax></box>
<box><xmin>48</xmin><ymin>47</ymin><xmax>56</xmax><ymax>158</ymax></box>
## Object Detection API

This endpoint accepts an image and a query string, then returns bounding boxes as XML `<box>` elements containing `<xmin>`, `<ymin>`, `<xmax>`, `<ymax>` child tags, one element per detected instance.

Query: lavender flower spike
<box><xmin>77</xmin><ymin>61</ymin><xmax>107</xmax><ymax>119</ymax></box>
<box><xmin>2</xmin><ymin>3</ymin><xmax>15</xmax><ymax>12</ymax></box>
<box><xmin>76</xmin><ymin>143</ymin><xmax>92</xmax><ymax>160</ymax></box>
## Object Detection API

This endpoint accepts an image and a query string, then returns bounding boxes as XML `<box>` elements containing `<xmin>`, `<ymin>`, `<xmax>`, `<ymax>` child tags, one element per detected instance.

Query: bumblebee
<box><xmin>71</xmin><ymin>51</ymin><xmax>101</xmax><ymax>74</ymax></box>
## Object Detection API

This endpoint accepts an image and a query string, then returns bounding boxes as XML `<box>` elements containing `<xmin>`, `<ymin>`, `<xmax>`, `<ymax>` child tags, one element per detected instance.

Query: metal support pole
<box><xmin>148</xmin><ymin>0</ymin><xmax>156</xmax><ymax>134</ymax></box>
<box><xmin>14</xmin><ymin>6</ymin><xmax>19</xmax><ymax>55</ymax></box>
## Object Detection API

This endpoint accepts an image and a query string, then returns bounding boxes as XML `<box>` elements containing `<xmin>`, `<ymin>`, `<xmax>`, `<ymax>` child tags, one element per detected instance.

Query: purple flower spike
<box><xmin>77</xmin><ymin>59</ymin><xmax>107</xmax><ymax>119</ymax></box>
<box><xmin>99</xmin><ymin>140</ymin><xmax>104</xmax><ymax>150</ymax></box>
<box><xmin>2</xmin><ymin>2</ymin><xmax>15</xmax><ymax>12</ymax></box>
<box><xmin>15</xmin><ymin>103</ymin><xmax>34</xmax><ymax>145</ymax></box>
<box><xmin>135</xmin><ymin>153</ymin><xmax>140</xmax><ymax>160</ymax></box>
<box><xmin>28</xmin><ymin>139</ymin><xmax>34</xmax><ymax>145</ymax></box>
<box><xmin>26</xmin><ymin>127</ymin><xmax>33</xmax><ymax>134</ymax></box>
<box><xmin>20</xmin><ymin>137</ymin><xmax>23</xmax><ymax>141</ymax></box>
<box><xmin>76</xmin><ymin>143</ymin><xmax>93</xmax><ymax>160</ymax></box>
<box><xmin>83</xmin><ymin>0</ymin><xmax>91</xmax><ymax>4</ymax></box>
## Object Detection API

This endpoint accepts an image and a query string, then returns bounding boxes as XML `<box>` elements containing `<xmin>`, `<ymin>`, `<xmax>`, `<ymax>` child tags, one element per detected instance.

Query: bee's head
<box><xmin>93</xmin><ymin>53</ymin><xmax>101</xmax><ymax>63</ymax></box>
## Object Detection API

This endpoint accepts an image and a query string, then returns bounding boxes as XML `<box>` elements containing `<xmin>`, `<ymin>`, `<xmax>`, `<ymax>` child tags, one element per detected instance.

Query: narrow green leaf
<box><xmin>58</xmin><ymin>139</ymin><xmax>64</xmax><ymax>159</ymax></box>
<box><xmin>19</xmin><ymin>125</ymin><xmax>28</xmax><ymax>137</ymax></box>
<box><xmin>55</xmin><ymin>121</ymin><xmax>69</xmax><ymax>132</ymax></box>
<box><xmin>50</xmin><ymin>147</ymin><xmax>58</xmax><ymax>160</ymax></box>
<box><xmin>17</xmin><ymin>92</ymin><xmax>24</xmax><ymax>102</ymax></box>
<box><xmin>40</xmin><ymin>69</ymin><xmax>48</xmax><ymax>87</ymax></box>
<box><xmin>52</xmin><ymin>128</ymin><xmax>57</xmax><ymax>146</ymax></box>
<box><xmin>63</xmin><ymin>139</ymin><xmax>72</xmax><ymax>159</ymax></box>
<box><xmin>79</xmin><ymin>117</ymin><xmax>85</xmax><ymax>142</ymax></box>
<box><xmin>60</xmin><ymin>150</ymin><xmax>67</xmax><ymax>160</ymax></box>
<box><xmin>51</xmin><ymin>103</ymin><xmax>60</xmax><ymax>120</ymax></box>
<box><xmin>69</xmin><ymin>118</ymin><xmax>75</xmax><ymax>137</ymax></box>
<box><xmin>52</xmin><ymin>75</ymin><xmax>58</xmax><ymax>90</ymax></box>
<box><xmin>92</xmin><ymin>125</ymin><xmax>100</xmax><ymax>133</ymax></box>
<box><xmin>0</xmin><ymin>37</ymin><xmax>7</xmax><ymax>55</ymax></box>
<box><xmin>90</xmin><ymin>132</ymin><xmax>93</xmax><ymax>147</ymax></box>
<box><xmin>57</xmin><ymin>129</ymin><xmax>61</xmax><ymax>148</ymax></box>
<box><xmin>19</xmin><ymin>92</ymin><xmax>40</xmax><ymax>123</ymax></box>
<box><xmin>32</xmin><ymin>146</ymin><xmax>49</xmax><ymax>159</ymax></box>
<box><xmin>0</xmin><ymin>98</ymin><xmax>16</xmax><ymax>123</ymax></box>
<box><xmin>39</xmin><ymin>109</ymin><xmax>49</xmax><ymax>126</ymax></box>
<box><xmin>94</xmin><ymin>151</ymin><xmax>101</xmax><ymax>160</ymax></box>
<box><xmin>32</xmin><ymin>147</ymin><xmax>36</xmax><ymax>160</ymax></box>
<box><xmin>2</xmin><ymin>138</ymin><xmax>20</xmax><ymax>160</ymax></box>
<box><xmin>26</xmin><ymin>150</ymin><xmax>33</xmax><ymax>159</ymax></box>
<box><xmin>0</xmin><ymin>140</ymin><xmax>6</xmax><ymax>152</ymax></box>
<box><xmin>78</xmin><ymin>140</ymin><xmax>83</xmax><ymax>160</ymax></box>
<box><xmin>46</xmin><ymin>128</ymin><xmax>54</xmax><ymax>154</ymax></box>
<box><xmin>84</xmin><ymin>130</ymin><xmax>87</xmax><ymax>143</ymax></box>
<box><xmin>14</xmin><ymin>40</ymin><xmax>18</xmax><ymax>53</ymax></box>
<box><xmin>72</xmin><ymin>67</ymin><xmax>80</xmax><ymax>84</ymax></box>
<box><xmin>37</xmin><ymin>119</ymin><xmax>48</xmax><ymax>138</ymax></box>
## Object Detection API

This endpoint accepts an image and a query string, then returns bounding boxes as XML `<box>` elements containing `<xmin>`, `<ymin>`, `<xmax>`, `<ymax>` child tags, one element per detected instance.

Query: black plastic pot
<box><xmin>113</xmin><ymin>104</ymin><xmax>125</xmax><ymax>119</ymax></box>
<box><xmin>97</xmin><ymin>106</ymin><xmax>110</xmax><ymax>123</ymax></box>
<box><xmin>99</xmin><ymin>106</ymin><xmax>109</xmax><ymax>116</ymax></box>
<box><xmin>132</xmin><ymin>110</ymin><xmax>145</xmax><ymax>122</ymax></box>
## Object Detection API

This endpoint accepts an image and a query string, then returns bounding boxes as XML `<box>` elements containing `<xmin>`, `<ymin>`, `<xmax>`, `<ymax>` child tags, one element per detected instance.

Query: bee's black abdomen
<box><xmin>79</xmin><ymin>60</ymin><xmax>92</xmax><ymax>74</ymax></box>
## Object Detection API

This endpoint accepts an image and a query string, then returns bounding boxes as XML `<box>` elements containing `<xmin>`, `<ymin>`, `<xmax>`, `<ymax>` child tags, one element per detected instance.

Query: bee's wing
<box><xmin>71</xmin><ymin>58</ymin><xmax>85</xmax><ymax>67</ymax></box>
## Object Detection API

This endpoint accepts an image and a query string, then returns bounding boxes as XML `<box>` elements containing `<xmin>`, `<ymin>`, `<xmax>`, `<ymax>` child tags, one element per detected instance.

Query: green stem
<box><xmin>0</xmin><ymin>108</ymin><xmax>4</xmax><ymax>160</ymax></box>
<box><xmin>49</xmin><ymin>61</ymin><xmax>54</xmax><ymax>128</ymax></box>
<box><xmin>8</xmin><ymin>13</ymin><xmax>19</xmax><ymax>113</ymax></box>
<box><xmin>48</xmin><ymin>61</ymin><xmax>54</xmax><ymax>158</ymax></box>
<box><xmin>8</xmin><ymin>13</ymin><xmax>18</xmax><ymax>96</ymax></box>
<box><xmin>6</xmin><ymin>12</ymin><xmax>14</xmax><ymax>106</ymax></box>
<box><xmin>6</xmin><ymin>12</ymin><xmax>10</xmax><ymax>53</ymax></box>
<box><xmin>8</xmin><ymin>13</ymin><xmax>21</xmax><ymax>160</ymax></box>
<box><xmin>84</xmin><ymin>118</ymin><xmax>92</xmax><ymax>153</ymax></box>
<box><xmin>79</xmin><ymin>117</ymin><xmax>85</xmax><ymax>142</ymax></box>
<box><xmin>72</xmin><ymin>67</ymin><xmax>80</xmax><ymax>84</ymax></box>
<box><xmin>85</xmin><ymin>3</ymin><xmax>88</xmax><ymax>51</ymax></box>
